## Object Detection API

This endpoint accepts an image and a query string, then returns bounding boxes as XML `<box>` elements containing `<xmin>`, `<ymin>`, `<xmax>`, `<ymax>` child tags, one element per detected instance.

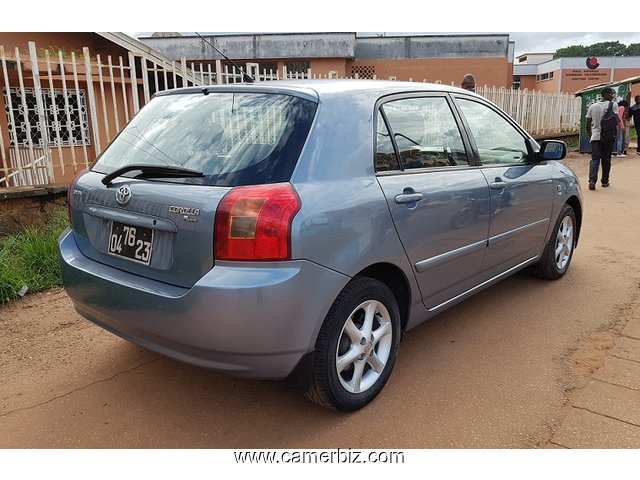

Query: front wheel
<box><xmin>306</xmin><ymin>277</ymin><xmax>401</xmax><ymax>412</ymax></box>
<box><xmin>531</xmin><ymin>204</ymin><xmax>576</xmax><ymax>280</ymax></box>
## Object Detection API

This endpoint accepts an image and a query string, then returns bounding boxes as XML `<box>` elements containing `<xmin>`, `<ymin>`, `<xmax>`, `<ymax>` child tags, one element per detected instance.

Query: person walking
<box><xmin>630</xmin><ymin>95</ymin><xmax>640</xmax><ymax>154</ymax></box>
<box><xmin>615</xmin><ymin>99</ymin><xmax>628</xmax><ymax>157</ymax></box>
<box><xmin>585</xmin><ymin>87</ymin><xmax>618</xmax><ymax>190</ymax></box>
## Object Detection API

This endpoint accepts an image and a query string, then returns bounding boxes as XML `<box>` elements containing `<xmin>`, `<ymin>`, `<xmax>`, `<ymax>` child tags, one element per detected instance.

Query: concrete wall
<box><xmin>518</xmin><ymin>76</ymin><xmax>538</xmax><ymax>90</ymax></box>
<box><xmin>355</xmin><ymin>35</ymin><xmax>511</xmax><ymax>60</ymax></box>
<box><xmin>347</xmin><ymin>57</ymin><xmax>512</xmax><ymax>87</ymax></box>
<box><xmin>140</xmin><ymin>33</ymin><xmax>356</xmax><ymax>61</ymax></box>
<box><xmin>535</xmin><ymin>74</ymin><xmax>562</xmax><ymax>94</ymax></box>
<box><xmin>304</xmin><ymin>58</ymin><xmax>348</xmax><ymax>76</ymax></box>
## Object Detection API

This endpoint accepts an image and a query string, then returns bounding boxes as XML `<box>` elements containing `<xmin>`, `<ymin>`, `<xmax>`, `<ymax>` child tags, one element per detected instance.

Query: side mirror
<box><xmin>539</xmin><ymin>140</ymin><xmax>567</xmax><ymax>161</ymax></box>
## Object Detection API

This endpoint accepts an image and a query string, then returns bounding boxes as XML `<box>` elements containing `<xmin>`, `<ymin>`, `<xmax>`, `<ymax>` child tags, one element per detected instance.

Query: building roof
<box><xmin>96</xmin><ymin>32</ymin><xmax>177</xmax><ymax>65</ymax></box>
<box><xmin>516</xmin><ymin>53</ymin><xmax>555</xmax><ymax>65</ymax></box>
<box><xmin>517</xmin><ymin>52</ymin><xmax>554</xmax><ymax>59</ymax></box>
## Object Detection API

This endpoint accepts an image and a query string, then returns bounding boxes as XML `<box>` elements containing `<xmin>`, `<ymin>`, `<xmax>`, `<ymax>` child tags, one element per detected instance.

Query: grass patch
<box><xmin>563</xmin><ymin>135</ymin><xmax>579</xmax><ymax>151</ymax></box>
<box><xmin>0</xmin><ymin>207</ymin><xmax>68</xmax><ymax>305</ymax></box>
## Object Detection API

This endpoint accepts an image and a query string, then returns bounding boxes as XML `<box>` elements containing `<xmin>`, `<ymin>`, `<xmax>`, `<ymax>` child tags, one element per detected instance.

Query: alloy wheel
<box><xmin>335</xmin><ymin>300</ymin><xmax>393</xmax><ymax>394</ymax></box>
<box><xmin>554</xmin><ymin>215</ymin><xmax>574</xmax><ymax>270</ymax></box>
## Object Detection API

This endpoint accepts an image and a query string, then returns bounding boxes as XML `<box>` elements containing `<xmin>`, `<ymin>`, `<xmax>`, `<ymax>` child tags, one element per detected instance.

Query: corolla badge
<box><xmin>115</xmin><ymin>185</ymin><xmax>132</xmax><ymax>205</ymax></box>
<box><xmin>169</xmin><ymin>205</ymin><xmax>200</xmax><ymax>223</ymax></box>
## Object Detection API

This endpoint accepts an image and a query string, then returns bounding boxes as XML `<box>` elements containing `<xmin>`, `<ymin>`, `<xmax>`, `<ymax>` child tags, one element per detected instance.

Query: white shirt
<box><xmin>586</xmin><ymin>99</ymin><xmax>619</xmax><ymax>142</ymax></box>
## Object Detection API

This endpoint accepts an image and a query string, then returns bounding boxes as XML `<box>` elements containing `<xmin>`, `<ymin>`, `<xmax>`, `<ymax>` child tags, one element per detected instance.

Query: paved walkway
<box><xmin>550</xmin><ymin>293</ymin><xmax>640</xmax><ymax>448</ymax></box>
<box><xmin>549</xmin><ymin>141</ymin><xmax>640</xmax><ymax>448</ymax></box>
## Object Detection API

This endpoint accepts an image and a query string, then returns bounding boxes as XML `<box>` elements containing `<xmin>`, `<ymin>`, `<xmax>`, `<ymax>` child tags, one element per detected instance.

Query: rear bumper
<box><xmin>58</xmin><ymin>228</ymin><xmax>348</xmax><ymax>379</ymax></box>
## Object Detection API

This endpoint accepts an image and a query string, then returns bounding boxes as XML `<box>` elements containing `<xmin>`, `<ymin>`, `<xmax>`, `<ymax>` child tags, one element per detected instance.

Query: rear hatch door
<box><xmin>71</xmin><ymin>171</ymin><xmax>227</xmax><ymax>288</ymax></box>
<box><xmin>68</xmin><ymin>87</ymin><xmax>318</xmax><ymax>288</ymax></box>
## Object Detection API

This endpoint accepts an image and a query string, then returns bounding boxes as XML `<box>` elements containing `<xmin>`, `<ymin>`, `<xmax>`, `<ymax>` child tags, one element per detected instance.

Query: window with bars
<box><xmin>351</xmin><ymin>65</ymin><xmax>375</xmax><ymax>79</ymax></box>
<box><xmin>285</xmin><ymin>61</ymin><xmax>310</xmax><ymax>75</ymax></box>
<box><xmin>257</xmin><ymin>61</ymin><xmax>278</xmax><ymax>74</ymax></box>
<box><xmin>3</xmin><ymin>87</ymin><xmax>90</xmax><ymax>147</ymax></box>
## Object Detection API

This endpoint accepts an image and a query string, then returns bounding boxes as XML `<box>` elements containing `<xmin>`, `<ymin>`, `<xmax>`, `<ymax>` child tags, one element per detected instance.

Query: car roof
<box><xmin>155</xmin><ymin>79</ymin><xmax>477</xmax><ymax>103</ymax></box>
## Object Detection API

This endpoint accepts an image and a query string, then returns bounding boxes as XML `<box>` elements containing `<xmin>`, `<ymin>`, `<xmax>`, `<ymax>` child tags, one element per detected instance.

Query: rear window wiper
<box><xmin>101</xmin><ymin>164</ymin><xmax>205</xmax><ymax>187</ymax></box>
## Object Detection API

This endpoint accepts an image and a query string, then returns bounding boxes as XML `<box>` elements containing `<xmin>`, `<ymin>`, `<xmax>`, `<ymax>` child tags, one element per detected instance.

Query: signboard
<box><xmin>566</xmin><ymin>69</ymin><xmax>609</xmax><ymax>82</ymax></box>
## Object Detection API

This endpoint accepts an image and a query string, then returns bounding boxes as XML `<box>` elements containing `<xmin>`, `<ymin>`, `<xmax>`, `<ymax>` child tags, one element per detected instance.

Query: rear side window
<box><xmin>381</xmin><ymin>97</ymin><xmax>469</xmax><ymax>170</ymax></box>
<box><xmin>92</xmin><ymin>92</ymin><xmax>317</xmax><ymax>186</ymax></box>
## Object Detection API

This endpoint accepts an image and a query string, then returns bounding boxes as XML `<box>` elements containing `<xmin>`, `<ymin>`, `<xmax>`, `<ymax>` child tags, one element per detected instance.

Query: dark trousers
<box><xmin>636</xmin><ymin>123</ymin><xmax>640</xmax><ymax>152</ymax></box>
<box><xmin>589</xmin><ymin>139</ymin><xmax>614</xmax><ymax>185</ymax></box>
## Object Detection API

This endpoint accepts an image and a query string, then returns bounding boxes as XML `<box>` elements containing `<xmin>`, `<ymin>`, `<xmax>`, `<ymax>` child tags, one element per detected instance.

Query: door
<box><xmin>453</xmin><ymin>97</ymin><xmax>553</xmax><ymax>277</ymax></box>
<box><xmin>375</xmin><ymin>95</ymin><xmax>491</xmax><ymax>310</ymax></box>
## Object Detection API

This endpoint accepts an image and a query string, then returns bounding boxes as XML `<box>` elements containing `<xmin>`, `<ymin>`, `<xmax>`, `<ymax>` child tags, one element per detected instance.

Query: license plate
<box><xmin>108</xmin><ymin>221</ymin><xmax>154</xmax><ymax>265</ymax></box>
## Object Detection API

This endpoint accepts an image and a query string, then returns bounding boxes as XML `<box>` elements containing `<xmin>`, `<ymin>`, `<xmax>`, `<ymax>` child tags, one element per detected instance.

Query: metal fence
<box><xmin>0</xmin><ymin>41</ymin><xmax>582</xmax><ymax>188</ymax></box>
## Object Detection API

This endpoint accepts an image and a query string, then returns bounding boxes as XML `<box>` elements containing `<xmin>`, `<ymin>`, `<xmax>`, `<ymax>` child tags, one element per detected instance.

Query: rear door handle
<box><xmin>395</xmin><ymin>193</ymin><xmax>424</xmax><ymax>204</ymax></box>
<box><xmin>490</xmin><ymin>181</ymin><xmax>507</xmax><ymax>190</ymax></box>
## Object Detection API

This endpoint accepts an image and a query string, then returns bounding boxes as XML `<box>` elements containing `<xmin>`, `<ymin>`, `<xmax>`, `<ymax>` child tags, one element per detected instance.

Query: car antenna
<box><xmin>195</xmin><ymin>32</ymin><xmax>254</xmax><ymax>83</ymax></box>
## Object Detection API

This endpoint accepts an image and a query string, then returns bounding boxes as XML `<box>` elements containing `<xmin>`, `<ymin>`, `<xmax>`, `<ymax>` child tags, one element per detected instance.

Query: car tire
<box><xmin>306</xmin><ymin>277</ymin><xmax>401</xmax><ymax>412</ymax></box>
<box><xmin>531</xmin><ymin>204</ymin><xmax>576</xmax><ymax>280</ymax></box>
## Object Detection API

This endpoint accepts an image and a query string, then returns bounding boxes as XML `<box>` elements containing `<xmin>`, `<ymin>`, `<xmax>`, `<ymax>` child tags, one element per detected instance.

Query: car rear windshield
<box><xmin>92</xmin><ymin>91</ymin><xmax>317</xmax><ymax>186</ymax></box>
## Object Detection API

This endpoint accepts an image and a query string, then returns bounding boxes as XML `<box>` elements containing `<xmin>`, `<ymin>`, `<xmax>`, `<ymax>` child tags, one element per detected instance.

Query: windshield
<box><xmin>93</xmin><ymin>92</ymin><xmax>317</xmax><ymax>186</ymax></box>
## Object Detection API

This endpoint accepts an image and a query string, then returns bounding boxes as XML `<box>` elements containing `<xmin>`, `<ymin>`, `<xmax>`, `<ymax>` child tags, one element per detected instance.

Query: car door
<box><xmin>452</xmin><ymin>96</ymin><xmax>553</xmax><ymax>278</ymax></box>
<box><xmin>375</xmin><ymin>95</ymin><xmax>491</xmax><ymax>310</ymax></box>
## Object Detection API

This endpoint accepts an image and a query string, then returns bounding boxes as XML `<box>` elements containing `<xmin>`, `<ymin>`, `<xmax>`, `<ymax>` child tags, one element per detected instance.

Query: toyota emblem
<box><xmin>115</xmin><ymin>185</ymin><xmax>132</xmax><ymax>206</ymax></box>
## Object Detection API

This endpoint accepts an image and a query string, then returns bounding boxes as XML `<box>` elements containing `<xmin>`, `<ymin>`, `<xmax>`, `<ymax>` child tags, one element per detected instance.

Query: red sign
<box><xmin>586</xmin><ymin>57</ymin><xmax>600</xmax><ymax>69</ymax></box>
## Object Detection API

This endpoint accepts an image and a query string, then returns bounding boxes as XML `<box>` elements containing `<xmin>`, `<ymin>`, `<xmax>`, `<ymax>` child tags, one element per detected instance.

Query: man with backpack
<box><xmin>586</xmin><ymin>87</ymin><xmax>618</xmax><ymax>190</ymax></box>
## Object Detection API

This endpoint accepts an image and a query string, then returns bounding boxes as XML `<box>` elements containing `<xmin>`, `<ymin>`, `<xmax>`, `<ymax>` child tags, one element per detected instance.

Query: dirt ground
<box><xmin>1</xmin><ymin>150</ymin><xmax>640</xmax><ymax>448</ymax></box>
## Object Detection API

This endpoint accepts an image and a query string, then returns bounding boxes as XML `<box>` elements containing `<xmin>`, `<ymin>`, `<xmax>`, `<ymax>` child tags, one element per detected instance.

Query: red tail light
<box><xmin>214</xmin><ymin>183</ymin><xmax>301</xmax><ymax>261</ymax></box>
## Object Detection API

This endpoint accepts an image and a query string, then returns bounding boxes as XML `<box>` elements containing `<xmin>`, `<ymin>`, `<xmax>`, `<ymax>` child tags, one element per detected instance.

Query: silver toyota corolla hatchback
<box><xmin>59</xmin><ymin>80</ymin><xmax>582</xmax><ymax>411</ymax></box>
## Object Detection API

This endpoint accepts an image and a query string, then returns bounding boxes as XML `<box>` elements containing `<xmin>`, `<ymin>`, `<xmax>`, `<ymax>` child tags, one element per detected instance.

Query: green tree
<box><xmin>627</xmin><ymin>43</ymin><xmax>640</xmax><ymax>55</ymax></box>
<box><xmin>554</xmin><ymin>45</ymin><xmax>587</xmax><ymax>58</ymax></box>
<box><xmin>590</xmin><ymin>41</ymin><xmax>627</xmax><ymax>56</ymax></box>
<box><xmin>554</xmin><ymin>41</ymin><xmax>636</xmax><ymax>58</ymax></box>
